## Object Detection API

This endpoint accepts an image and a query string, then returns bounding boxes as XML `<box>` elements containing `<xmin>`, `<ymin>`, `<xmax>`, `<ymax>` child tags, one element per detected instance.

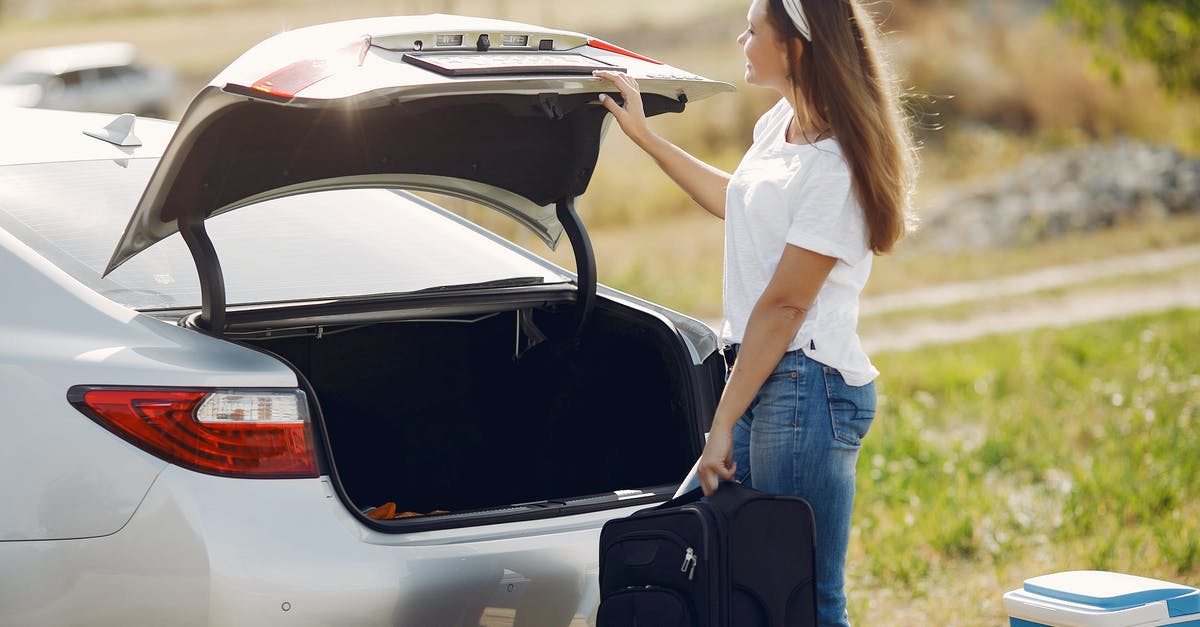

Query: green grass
<box><xmin>848</xmin><ymin>307</ymin><xmax>1200</xmax><ymax>624</ymax></box>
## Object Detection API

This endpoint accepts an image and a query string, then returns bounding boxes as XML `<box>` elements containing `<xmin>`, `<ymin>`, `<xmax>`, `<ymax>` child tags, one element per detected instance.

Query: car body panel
<box><xmin>0</xmin><ymin>466</ymin><xmax>646</xmax><ymax>625</ymax></box>
<box><xmin>0</xmin><ymin>107</ymin><xmax>176</xmax><ymax>166</ymax></box>
<box><xmin>0</xmin><ymin>224</ymin><xmax>295</xmax><ymax>540</ymax></box>
<box><xmin>208</xmin><ymin>14</ymin><xmax>730</xmax><ymax>105</ymax></box>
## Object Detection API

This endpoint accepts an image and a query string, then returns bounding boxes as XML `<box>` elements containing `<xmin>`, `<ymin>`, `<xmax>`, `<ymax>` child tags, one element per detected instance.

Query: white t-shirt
<box><xmin>720</xmin><ymin>98</ymin><xmax>878</xmax><ymax>386</ymax></box>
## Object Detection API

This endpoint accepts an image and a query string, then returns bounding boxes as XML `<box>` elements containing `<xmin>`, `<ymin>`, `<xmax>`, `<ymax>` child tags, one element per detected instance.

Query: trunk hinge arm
<box><xmin>178</xmin><ymin>212</ymin><xmax>227</xmax><ymax>335</ymax></box>
<box><xmin>555</xmin><ymin>196</ymin><xmax>595</xmax><ymax>335</ymax></box>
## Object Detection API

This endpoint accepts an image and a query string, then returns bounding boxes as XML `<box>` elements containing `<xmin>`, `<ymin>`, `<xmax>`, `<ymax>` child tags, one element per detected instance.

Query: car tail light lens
<box><xmin>586</xmin><ymin>38</ymin><xmax>662</xmax><ymax>65</ymax></box>
<box><xmin>69</xmin><ymin>387</ymin><xmax>318</xmax><ymax>478</ymax></box>
<box><xmin>250</xmin><ymin>35</ymin><xmax>371</xmax><ymax>99</ymax></box>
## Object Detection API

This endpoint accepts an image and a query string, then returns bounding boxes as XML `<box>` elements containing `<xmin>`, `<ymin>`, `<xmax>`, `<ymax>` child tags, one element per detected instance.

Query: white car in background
<box><xmin>0</xmin><ymin>14</ymin><xmax>732</xmax><ymax>626</ymax></box>
<box><xmin>0</xmin><ymin>41</ymin><xmax>177</xmax><ymax>117</ymax></box>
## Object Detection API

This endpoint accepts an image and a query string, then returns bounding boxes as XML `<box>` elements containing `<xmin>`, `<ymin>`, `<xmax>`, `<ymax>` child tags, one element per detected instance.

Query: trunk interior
<box><xmin>243</xmin><ymin>301</ymin><xmax>704</xmax><ymax>524</ymax></box>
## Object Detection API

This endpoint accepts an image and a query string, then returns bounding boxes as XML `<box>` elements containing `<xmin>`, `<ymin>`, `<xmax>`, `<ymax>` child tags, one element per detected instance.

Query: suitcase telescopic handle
<box><xmin>658</xmin><ymin>481</ymin><xmax>756</xmax><ymax>511</ymax></box>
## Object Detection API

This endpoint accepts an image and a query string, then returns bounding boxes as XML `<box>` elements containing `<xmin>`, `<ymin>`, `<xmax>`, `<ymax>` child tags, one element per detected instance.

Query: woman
<box><xmin>594</xmin><ymin>0</ymin><xmax>916</xmax><ymax>624</ymax></box>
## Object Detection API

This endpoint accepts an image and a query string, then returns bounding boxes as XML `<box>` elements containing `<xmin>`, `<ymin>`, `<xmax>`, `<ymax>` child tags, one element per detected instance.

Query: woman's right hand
<box><xmin>593</xmin><ymin>70</ymin><xmax>653</xmax><ymax>145</ymax></box>
<box><xmin>696</xmin><ymin>427</ymin><xmax>737</xmax><ymax>497</ymax></box>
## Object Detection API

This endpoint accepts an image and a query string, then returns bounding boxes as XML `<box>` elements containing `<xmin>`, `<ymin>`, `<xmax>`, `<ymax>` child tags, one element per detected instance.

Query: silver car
<box><xmin>0</xmin><ymin>41</ymin><xmax>177</xmax><ymax>117</ymax></box>
<box><xmin>0</xmin><ymin>14</ymin><xmax>732</xmax><ymax>626</ymax></box>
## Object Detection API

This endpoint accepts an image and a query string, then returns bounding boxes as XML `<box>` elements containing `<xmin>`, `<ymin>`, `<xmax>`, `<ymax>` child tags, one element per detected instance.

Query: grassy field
<box><xmin>850</xmin><ymin>307</ymin><xmax>1200</xmax><ymax>624</ymax></box>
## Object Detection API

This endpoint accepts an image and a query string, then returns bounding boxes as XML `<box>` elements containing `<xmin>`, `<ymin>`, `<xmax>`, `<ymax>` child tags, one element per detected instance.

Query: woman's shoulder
<box><xmin>799</xmin><ymin>140</ymin><xmax>851</xmax><ymax>176</ymax></box>
<box><xmin>785</xmin><ymin>143</ymin><xmax>854</xmax><ymax>200</ymax></box>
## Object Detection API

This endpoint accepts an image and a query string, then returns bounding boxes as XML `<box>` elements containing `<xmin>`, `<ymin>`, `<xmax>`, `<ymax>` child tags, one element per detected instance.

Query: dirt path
<box><xmin>859</xmin><ymin>244</ymin><xmax>1200</xmax><ymax>353</ymax></box>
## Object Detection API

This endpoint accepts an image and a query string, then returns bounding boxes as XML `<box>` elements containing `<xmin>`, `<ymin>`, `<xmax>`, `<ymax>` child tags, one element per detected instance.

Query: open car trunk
<box><xmin>102</xmin><ymin>15</ymin><xmax>734</xmax><ymax>530</ymax></box>
<box><xmin>240</xmin><ymin>298</ymin><xmax>714</xmax><ymax>529</ymax></box>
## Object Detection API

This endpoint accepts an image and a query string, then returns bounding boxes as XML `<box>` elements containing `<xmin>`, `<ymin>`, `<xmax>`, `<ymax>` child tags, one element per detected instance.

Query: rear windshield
<box><xmin>0</xmin><ymin>159</ymin><xmax>568</xmax><ymax>310</ymax></box>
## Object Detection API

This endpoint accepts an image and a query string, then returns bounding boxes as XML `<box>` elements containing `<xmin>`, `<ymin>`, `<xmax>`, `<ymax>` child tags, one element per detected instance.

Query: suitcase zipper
<box><xmin>680</xmin><ymin>547</ymin><xmax>698</xmax><ymax>580</ymax></box>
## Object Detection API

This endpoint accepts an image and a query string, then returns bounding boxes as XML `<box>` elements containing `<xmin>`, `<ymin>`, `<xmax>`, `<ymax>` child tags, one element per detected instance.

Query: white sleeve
<box><xmin>783</xmin><ymin>155</ymin><xmax>869</xmax><ymax>264</ymax></box>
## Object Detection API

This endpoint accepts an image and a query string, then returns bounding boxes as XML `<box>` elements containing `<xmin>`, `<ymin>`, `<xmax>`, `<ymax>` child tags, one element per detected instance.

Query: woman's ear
<box><xmin>788</xmin><ymin>37</ymin><xmax>805</xmax><ymax>65</ymax></box>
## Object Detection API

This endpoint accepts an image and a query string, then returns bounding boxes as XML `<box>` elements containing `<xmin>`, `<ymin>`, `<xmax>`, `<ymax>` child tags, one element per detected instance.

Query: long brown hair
<box><xmin>766</xmin><ymin>0</ymin><xmax>917</xmax><ymax>254</ymax></box>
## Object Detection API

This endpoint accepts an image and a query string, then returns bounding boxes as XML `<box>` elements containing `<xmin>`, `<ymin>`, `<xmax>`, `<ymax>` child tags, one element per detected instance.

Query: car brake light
<box><xmin>69</xmin><ymin>387</ymin><xmax>318</xmax><ymax>479</ymax></box>
<box><xmin>586</xmin><ymin>38</ymin><xmax>662</xmax><ymax>65</ymax></box>
<box><xmin>250</xmin><ymin>35</ymin><xmax>371</xmax><ymax>99</ymax></box>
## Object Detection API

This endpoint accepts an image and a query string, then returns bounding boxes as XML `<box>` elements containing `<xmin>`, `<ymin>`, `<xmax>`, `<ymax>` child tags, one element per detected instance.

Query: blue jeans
<box><xmin>682</xmin><ymin>349</ymin><xmax>876</xmax><ymax>627</ymax></box>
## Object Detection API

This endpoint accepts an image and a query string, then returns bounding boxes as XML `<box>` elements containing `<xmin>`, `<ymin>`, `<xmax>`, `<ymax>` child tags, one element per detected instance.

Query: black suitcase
<box><xmin>597</xmin><ymin>481</ymin><xmax>818</xmax><ymax>627</ymax></box>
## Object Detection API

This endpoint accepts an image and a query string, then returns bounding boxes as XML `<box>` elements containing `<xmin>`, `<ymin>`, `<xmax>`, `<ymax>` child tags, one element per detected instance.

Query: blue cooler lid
<box><xmin>1024</xmin><ymin>571</ymin><xmax>1200</xmax><ymax>618</ymax></box>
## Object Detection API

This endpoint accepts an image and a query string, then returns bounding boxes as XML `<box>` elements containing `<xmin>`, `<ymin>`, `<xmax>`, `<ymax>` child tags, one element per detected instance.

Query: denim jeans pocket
<box><xmin>822</xmin><ymin>366</ymin><xmax>876</xmax><ymax>447</ymax></box>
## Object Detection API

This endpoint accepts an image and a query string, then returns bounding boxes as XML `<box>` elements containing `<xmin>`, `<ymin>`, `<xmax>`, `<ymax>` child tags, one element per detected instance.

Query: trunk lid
<box><xmin>103</xmin><ymin>14</ymin><xmax>732</xmax><ymax>332</ymax></box>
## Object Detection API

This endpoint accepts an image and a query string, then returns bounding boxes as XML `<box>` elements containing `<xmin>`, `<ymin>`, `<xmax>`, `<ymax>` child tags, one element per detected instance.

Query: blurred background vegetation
<box><xmin>2</xmin><ymin>1</ymin><xmax>1198</xmax><ymax>624</ymax></box>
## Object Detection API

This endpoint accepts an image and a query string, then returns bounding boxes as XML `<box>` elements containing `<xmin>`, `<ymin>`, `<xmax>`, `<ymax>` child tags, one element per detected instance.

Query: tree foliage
<box><xmin>1055</xmin><ymin>0</ymin><xmax>1200</xmax><ymax>93</ymax></box>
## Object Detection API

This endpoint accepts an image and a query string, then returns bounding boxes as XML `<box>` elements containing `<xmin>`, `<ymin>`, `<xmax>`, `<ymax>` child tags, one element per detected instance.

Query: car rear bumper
<box><xmin>0</xmin><ymin>466</ymin><xmax>642</xmax><ymax>626</ymax></box>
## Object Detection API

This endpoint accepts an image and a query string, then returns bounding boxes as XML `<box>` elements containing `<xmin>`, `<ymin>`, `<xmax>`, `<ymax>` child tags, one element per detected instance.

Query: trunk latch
<box><xmin>538</xmin><ymin>93</ymin><xmax>564</xmax><ymax>120</ymax></box>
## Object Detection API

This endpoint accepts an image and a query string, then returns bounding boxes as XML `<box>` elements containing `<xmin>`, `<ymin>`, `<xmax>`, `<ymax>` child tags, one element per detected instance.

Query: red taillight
<box><xmin>250</xmin><ymin>35</ymin><xmax>371</xmax><ymax>99</ymax></box>
<box><xmin>586</xmin><ymin>38</ymin><xmax>662</xmax><ymax>65</ymax></box>
<box><xmin>70</xmin><ymin>387</ymin><xmax>318</xmax><ymax>479</ymax></box>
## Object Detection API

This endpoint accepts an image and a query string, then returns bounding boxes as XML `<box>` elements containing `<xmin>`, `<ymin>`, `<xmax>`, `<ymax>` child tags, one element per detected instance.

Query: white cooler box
<box><xmin>1004</xmin><ymin>571</ymin><xmax>1200</xmax><ymax>627</ymax></box>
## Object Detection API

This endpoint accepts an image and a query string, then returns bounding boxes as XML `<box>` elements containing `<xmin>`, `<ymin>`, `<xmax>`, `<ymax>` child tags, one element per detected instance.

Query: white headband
<box><xmin>781</xmin><ymin>0</ymin><xmax>812</xmax><ymax>40</ymax></box>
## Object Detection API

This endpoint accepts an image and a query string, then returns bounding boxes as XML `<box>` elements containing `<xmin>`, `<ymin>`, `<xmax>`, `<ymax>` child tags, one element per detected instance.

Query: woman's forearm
<box><xmin>711</xmin><ymin>244</ymin><xmax>838</xmax><ymax>432</ymax></box>
<box><xmin>711</xmin><ymin>299</ymin><xmax>807</xmax><ymax>432</ymax></box>
<box><xmin>634</xmin><ymin>132</ymin><xmax>731</xmax><ymax>219</ymax></box>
